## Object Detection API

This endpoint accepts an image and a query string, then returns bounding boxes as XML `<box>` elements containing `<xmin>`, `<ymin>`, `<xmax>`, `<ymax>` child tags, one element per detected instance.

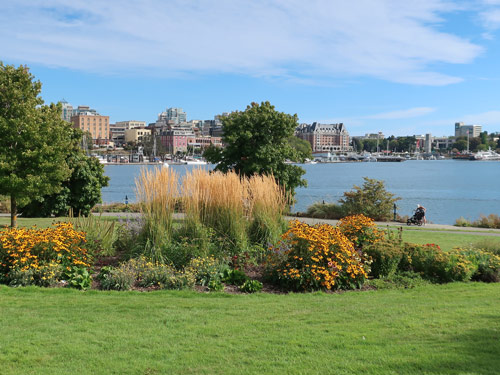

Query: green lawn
<box><xmin>0</xmin><ymin>216</ymin><xmax>121</xmax><ymax>228</ymax></box>
<box><xmin>400</xmin><ymin>228</ymin><xmax>500</xmax><ymax>251</ymax></box>
<box><xmin>0</xmin><ymin>283</ymin><xmax>499</xmax><ymax>374</ymax></box>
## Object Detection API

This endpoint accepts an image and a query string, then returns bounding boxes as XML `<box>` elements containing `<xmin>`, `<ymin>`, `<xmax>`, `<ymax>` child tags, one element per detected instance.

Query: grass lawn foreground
<box><xmin>1</xmin><ymin>283</ymin><xmax>499</xmax><ymax>375</ymax></box>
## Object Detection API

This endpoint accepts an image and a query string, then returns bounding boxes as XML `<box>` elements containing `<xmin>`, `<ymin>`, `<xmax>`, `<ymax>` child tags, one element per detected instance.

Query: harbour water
<box><xmin>102</xmin><ymin>160</ymin><xmax>500</xmax><ymax>225</ymax></box>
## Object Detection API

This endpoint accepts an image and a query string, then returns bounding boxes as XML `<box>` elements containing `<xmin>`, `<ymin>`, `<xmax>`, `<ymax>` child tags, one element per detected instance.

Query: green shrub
<box><xmin>99</xmin><ymin>265</ymin><xmax>135</xmax><ymax>291</ymax></box>
<box><xmin>187</xmin><ymin>256</ymin><xmax>229</xmax><ymax>289</ymax></box>
<box><xmin>366</xmin><ymin>271</ymin><xmax>430</xmax><ymax>290</ymax></box>
<box><xmin>63</xmin><ymin>266</ymin><xmax>92</xmax><ymax>290</ymax></box>
<box><xmin>8</xmin><ymin>262</ymin><xmax>62</xmax><ymax>287</ymax></box>
<box><xmin>454</xmin><ymin>217</ymin><xmax>471</xmax><ymax>227</ymax></box>
<box><xmin>98</xmin><ymin>257</ymin><xmax>196</xmax><ymax>291</ymax></box>
<box><xmin>455</xmin><ymin>214</ymin><xmax>500</xmax><ymax>229</ymax></box>
<box><xmin>339</xmin><ymin>177</ymin><xmax>400</xmax><ymax>221</ymax></box>
<box><xmin>222</xmin><ymin>269</ymin><xmax>249</xmax><ymax>286</ymax></box>
<box><xmin>400</xmin><ymin>243</ymin><xmax>476</xmax><ymax>283</ymax></box>
<box><xmin>239</xmin><ymin>279</ymin><xmax>263</xmax><ymax>293</ymax></box>
<box><xmin>305</xmin><ymin>202</ymin><xmax>346</xmax><ymax>220</ymax></box>
<box><xmin>471</xmin><ymin>239</ymin><xmax>500</xmax><ymax>256</ymax></box>
<box><xmin>364</xmin><ymin>238</ymin><xmax>403</xmax><ymax>278</ymax></box>
<box><xmin>459</xmin><ymin>248</ymin><xmax>500</xmax><ymax>283</ymax></box>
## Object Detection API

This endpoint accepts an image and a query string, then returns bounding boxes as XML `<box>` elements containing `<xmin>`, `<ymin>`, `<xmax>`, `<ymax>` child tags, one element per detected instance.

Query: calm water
<box><xmin>102</xmin><ymin>160</ymin><xmax>500</xmax><ymax>225</ymax></box>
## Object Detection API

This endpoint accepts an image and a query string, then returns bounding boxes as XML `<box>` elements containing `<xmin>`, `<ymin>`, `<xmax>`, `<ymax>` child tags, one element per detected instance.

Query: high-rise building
<box><xmin>455</xmin><ymin>122</ymin><xmax>482</xmax><ymax>137</ymax></box>
<box><xmin>60</xmin><ymin>99</ymin><xmax>73</xmax><ymax>122</ymax></box>
<box><xmin>156</xmin><ymin>107</ymin><xmax>187</xmax><ymax>125</ymax></box>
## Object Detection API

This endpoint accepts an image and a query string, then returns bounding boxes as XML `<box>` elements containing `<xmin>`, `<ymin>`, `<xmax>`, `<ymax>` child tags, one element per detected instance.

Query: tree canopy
<box><xmin>204</xmin><ymin>101</ymin><xmax>307</xmax><ymax>195</ymax></box>
<box><xmin>0</xmin><ymin>63</ymin><xmax>77</xmax><ymax>226</ymax></box>
<box><xmin>20</xmin><ymin>132</ymin><xmax>110</xmax><ymax>217</ymax></box>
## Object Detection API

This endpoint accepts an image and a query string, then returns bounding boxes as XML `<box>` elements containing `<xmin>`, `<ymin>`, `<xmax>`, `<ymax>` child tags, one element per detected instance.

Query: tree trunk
<box><xmin>10</xmin><ymin>195</ymin><xmax>17</xmax><ymax>228</ymax></box>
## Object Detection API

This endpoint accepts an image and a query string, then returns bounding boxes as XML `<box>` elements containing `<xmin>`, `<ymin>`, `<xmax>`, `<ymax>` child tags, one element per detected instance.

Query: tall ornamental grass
<box><xmin>135</xmin><ymin>167</ymin><xmax>179</xmax><ymax>263</ymax></box>
<box><xmin>247</xmin><ymin>174</ymin><xmax>288</xmax><ymax>246</ymax></box>
<box><xmin>182</xmin><ymin>169</ymin><xmax>248</xmax><ymax>255</ymax></box>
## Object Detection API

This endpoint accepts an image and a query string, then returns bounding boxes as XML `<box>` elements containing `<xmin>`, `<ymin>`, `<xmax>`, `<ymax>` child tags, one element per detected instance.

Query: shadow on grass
<box><xmin>388</xmin><ymin>315</ymin><xmax>500</xmax><ymax>375</ymax></box>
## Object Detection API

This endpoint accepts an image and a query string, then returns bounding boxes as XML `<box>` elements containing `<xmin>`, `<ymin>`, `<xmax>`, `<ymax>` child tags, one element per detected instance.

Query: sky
<box><xmin>2</xmin><ymin>0</ymin><xmax>500</xmax><ymax>136</ymax></box>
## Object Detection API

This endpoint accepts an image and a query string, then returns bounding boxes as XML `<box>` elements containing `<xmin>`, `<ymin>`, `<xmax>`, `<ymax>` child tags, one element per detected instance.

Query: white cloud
<box><xmin>0</xmin><ymin>0</ymin><xmax>484</xmax><ymax>85</ymax></box>
<box><xmin>366</xmin><ymin>107</ymin><xmax>436</xmax><ymax>120</ymax></box>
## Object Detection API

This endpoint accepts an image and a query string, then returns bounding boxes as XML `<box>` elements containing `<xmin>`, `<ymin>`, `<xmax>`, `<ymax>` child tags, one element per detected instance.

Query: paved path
<box><xmin>3</xmin><ymin>212</ymin><xmax>500</xmax><ymax>236</ymax></box>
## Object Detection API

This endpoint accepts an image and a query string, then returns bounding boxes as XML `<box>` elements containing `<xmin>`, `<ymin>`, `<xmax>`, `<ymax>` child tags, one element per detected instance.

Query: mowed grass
<box><xmin>400</xmin><ymin>228</ymin><xmax>500</xmax><ymax>251</ymax></box>
<box><xmin>0</xmin><ymin>216</ymin><xmax>121</xmax><ymax>229</ymax></box>
<box><xmin>1</xmin><ymin>284</ymin><xmax>499</xmax><ymax>375</ymax></box>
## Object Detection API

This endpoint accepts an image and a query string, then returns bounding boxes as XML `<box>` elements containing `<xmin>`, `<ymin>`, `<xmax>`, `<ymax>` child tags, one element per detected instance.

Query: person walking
<box><xmin>417</xmin><ymin>204</ymin><xmax>426</xmax><ymax>225</ymax></box>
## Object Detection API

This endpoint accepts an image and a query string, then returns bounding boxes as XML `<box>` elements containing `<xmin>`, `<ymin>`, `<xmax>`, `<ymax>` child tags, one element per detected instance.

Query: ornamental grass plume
<box><xmin>247</xmin><ymin>174</ymin><xmax>288</xmax><ymax>246</ymax></box>
<box><xmin>135</xmin><ymin>167</ymin><xmax>179</xmax><ymax>263</ymax></box>
<box><xmin>182</xmin><ymin>169</ymin><xmax>248</xmax><ymax>254</ymax></box>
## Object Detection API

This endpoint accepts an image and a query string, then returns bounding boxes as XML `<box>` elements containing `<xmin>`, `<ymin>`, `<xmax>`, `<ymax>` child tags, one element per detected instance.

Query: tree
<box><xmin>287</xmin><ymin>136</ymin><xmax>312</xmax><ymax>160</ymax></box>
<box><xmin>339</xmin><ymin>177</ymin><xmax>400</xmax><ymax>221</ymax></box>
<box><xmin>204</xmin><ymin>101</ymin><xmax>307</xmax><ymax>195</ymax></box>
<box><xmin>20</xmin><ymin>148</ymin><xmax>110</xmax><ymax>217</ymax></box>
<box><xmin>0</xmin><ymin>63</ymin><xmax>76</xmax><ymax>227</ymax></box>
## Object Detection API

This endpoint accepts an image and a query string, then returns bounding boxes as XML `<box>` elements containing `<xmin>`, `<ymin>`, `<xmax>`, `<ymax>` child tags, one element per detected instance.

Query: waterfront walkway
<box><xmin>2</xmin><ymin>213</ymin><xmax>499</xmax><ymax>236</ymax></box>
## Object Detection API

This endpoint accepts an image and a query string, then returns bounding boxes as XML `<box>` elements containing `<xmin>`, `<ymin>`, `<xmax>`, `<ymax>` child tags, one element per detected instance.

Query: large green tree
<box><xmin>20</xmin><ymin>138</ymin><xmax>110</xmax><ymax>217</ymax></box>
<box><xmin>0</xmin><ymin>63</ymin><xmax>75</xmax><ymax>227</ymax></box>
<box><xmin>204</xmin><ymin>101</ymin><xmax>307</xmax><ymax>195</ymax></box>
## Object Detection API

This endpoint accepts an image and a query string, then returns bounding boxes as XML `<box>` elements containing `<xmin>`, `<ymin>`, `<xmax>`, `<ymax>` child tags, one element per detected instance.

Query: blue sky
<box><xmin>2</xmin><ymin>0</ymin><xmax>500</xmax><ymax>136</ymax></box>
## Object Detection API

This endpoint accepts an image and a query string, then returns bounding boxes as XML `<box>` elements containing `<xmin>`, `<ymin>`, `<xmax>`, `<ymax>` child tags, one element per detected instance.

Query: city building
<box><xmin>295</xmin><ymin>122</ymin><xmax>352</xmax><ymax>152</ymax></box>
<box><xmin>60</xmin><ymin>99</ymin><xmax>73</xmax><ymax>122</ymax></box>
<box><xmin>71</xmin><ymin>111</ymin><xmax>110</xmax><ymax>146</ymax></box>
<box><xmin>115</xmin><ymin>120</ymin><xmax>146</xmax><ymax>129</ymax></box>
<box><xmin>157</xmin><ymin>107</ymin><xmax>187</xmax><ymax>126</ymax></box>
<box><xmin>455</xmin><ymin>122</ymin><xmax>482</xmax><ymax>137</ymax></box>
<box><xmin>159</xmin><ymin>127</ymin><xmax>195</xmax><ymax>154</ymax></box>
<box><xmin>124</xmin><ymin>128</ymin><xmax>152</xmax><ymax>144</ymax></box>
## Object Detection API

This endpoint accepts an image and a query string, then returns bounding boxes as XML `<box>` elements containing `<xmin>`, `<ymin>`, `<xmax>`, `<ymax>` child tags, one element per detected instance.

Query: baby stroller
<box><xmin>407</xmin><ymin>207</ymin><xmax>425</xmax><ymax>226</ymax></box>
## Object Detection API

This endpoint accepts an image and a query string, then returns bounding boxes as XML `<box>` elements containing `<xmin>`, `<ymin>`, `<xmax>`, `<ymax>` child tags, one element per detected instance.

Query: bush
<box><xmin>222</xmin><ymin>269</ymin><xmax>248</xmax><ymax>286</ymax></box>
<box><xmin>98</xmin><ymin>257</ymin><xmax>195</xmax><ymax>291</ymax></box>
<box><xmin>337</xmin><ymin>214</ymin><xmax>383</xmax><ymax>250</ymax></box>
<box><xmin>8</xmin><ymin>261</ymin><xmax>62</xmax><ymax>287</ymax></box>
<box><xmin>187</xmin><ymin>256</ymin><xmax>229</xmax><ymax>290</ymax></box>
<box><xmin>266</xmin><ymin>219</ymin><xmax>370</xmax><ymax>291</ymax></box>
<box><xmin>305</xmin><ymin>202</ymin><xmax>346</xmax><ymax>220</ymax></box>
<box><xmin>459</xmin><ymin>248</ymin><xmax>500</xmax><ymax>282</ymax></box>
<box><xmin>363</xmin><ymin>238</ymin><xmax>403</xmax><ymax>278</ymax></box>
<box><xmin>99</xmin><ymin>265</ymin><xmax>135</xmax><ymax>291</ymax></box>
<box><xmin>454</xmin><ymin>214</ymin><xmax>500</xmax><ymax>229</ymax></box>
<box><xmin>63</xmin><ymin>265</ymin><xmax>92</xmax><ymax>290</ymax></box>
<box><xmin>0</xmin><ymin>223</ymin><xmax>90</xmax><ymax>286</ymax></box>
<box><xmin>239</xmin><ymin>279</ymin><xmax>263</xmax><ymax>293</ymax></box>
<box><xmin>339</xmin><ymin>177</ymin><xmax>400</xmax><ymax>221</ymax></box>
<box><xmin>400</xmin><ymin>243</ymin><xmax>476</xmax><ymax>283</ymax></box>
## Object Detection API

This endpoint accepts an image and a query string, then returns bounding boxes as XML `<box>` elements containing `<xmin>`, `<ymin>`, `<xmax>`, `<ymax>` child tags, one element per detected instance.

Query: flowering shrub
<box><xmin>457</xmin><ymin>247</ymin><xmax>500</xmax><ymax>282</ymax></box>
<box><xmin>0</xmin><ymin>223</ymin><xmax>89</xmax><ymax>287</ymax></box>
<box><xmin>266</xmin><ymin>220</ymin><xmax>370</xmax><ymax>291</ymax></box>
<box><xmin>337</xmin><ymin>214</ymin><xmax>383</xmax><ymax>249</ymax></box>
<box><xmin>400</xmin><ymin>243</ymin><xmax>476</xmax><ymax>283</ymax></box>
<box><xmin>186</xmin><ymin>256</ymin><xmax>229</xmax><ymax>290</ymax></box>
<box><xmin>98</xmin><ymin>256</ymin><xmax>195</xmax><ymax>291</ymax></box>
<box><xmin>363</xmin><ymin>238</ymin><xmax>403</xmax><ymax>278</ymax></box>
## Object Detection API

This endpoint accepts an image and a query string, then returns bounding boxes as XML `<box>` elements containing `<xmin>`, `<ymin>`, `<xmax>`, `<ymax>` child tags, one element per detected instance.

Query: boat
<box><xmin>183</xmin><ymin>157</ymin><xmax>208</xmax><ymax>165</ymax></box>
<box><xmin>470</xmin><ymin>148</ymin><xmax>500</xmax><ymax>161</ymax></box>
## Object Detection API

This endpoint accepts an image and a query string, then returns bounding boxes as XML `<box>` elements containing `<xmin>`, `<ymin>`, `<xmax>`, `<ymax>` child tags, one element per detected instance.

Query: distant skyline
<box><xmin>2</xmin><ymin>1</ymin><xmax>500</xmax><ymax>136</ymax></box>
